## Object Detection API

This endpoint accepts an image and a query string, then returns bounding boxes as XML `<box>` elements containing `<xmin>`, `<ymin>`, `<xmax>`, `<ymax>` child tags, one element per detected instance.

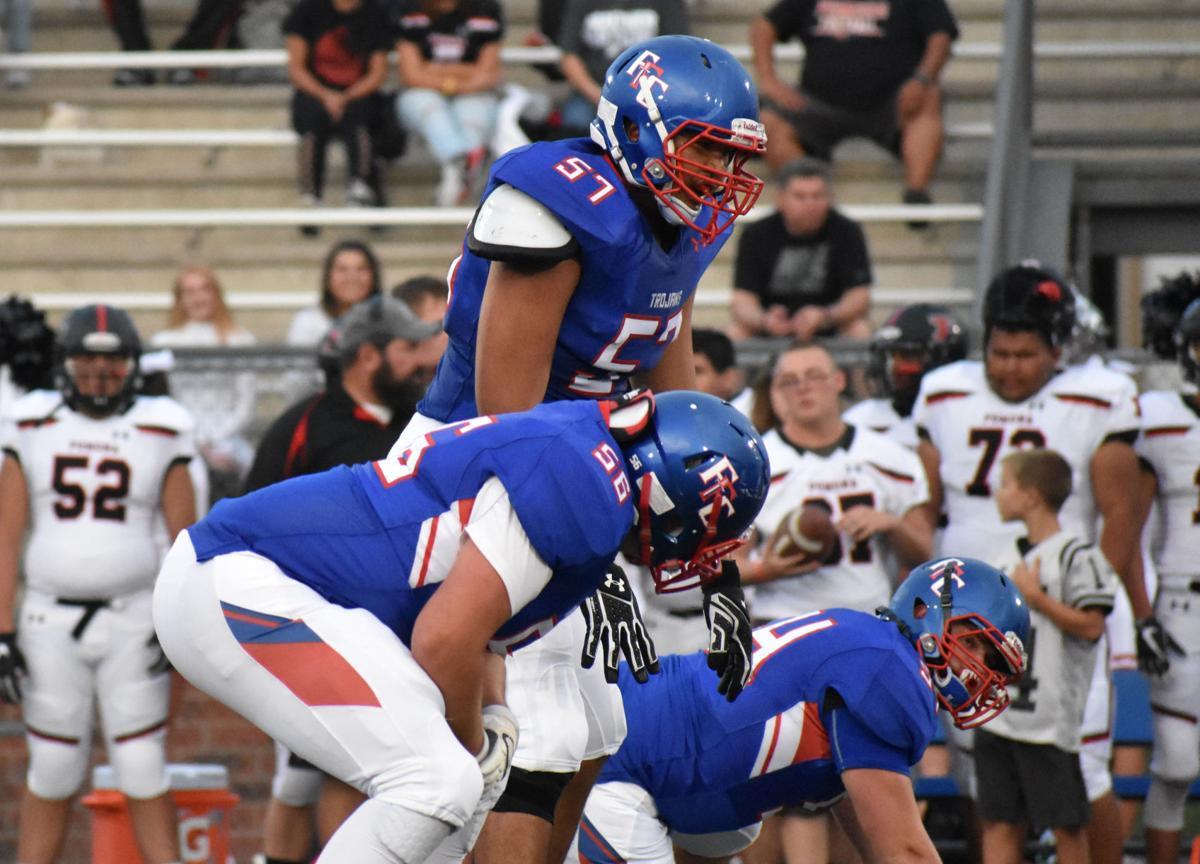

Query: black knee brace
<box><xmin>492</xmin><ymin>767</ymin><xmax>573</xmax><ymax>822</ymax></box>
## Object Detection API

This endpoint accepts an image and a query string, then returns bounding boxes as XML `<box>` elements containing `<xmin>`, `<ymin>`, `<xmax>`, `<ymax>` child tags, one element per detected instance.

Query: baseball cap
<box><xmin>333</xmin><ymin>295</ymin><xmax>442</xmax><ymax>358</ymax></box>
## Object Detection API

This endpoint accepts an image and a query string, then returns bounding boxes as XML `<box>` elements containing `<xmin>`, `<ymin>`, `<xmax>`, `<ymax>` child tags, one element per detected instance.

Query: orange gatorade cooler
<box><xmin>83</xmin><ymin>763</ymin><xmax>240</xmax><ymax>864</ymax></box>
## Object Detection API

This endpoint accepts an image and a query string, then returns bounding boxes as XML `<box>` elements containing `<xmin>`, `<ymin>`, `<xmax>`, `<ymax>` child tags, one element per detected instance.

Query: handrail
<box><xmin>0</xmin><ymin>203</ymin><xmax>983</xmax><ymax>228</ymax></box>
<box><xmin>24</xmin><ymin>286</ymin><xmax>973</xmax><ymax>312</ymax></box>
<box><xmin>0</xmin><ymin>41</ymin><xmax>1197</xmax><ymax>71</ymax></box>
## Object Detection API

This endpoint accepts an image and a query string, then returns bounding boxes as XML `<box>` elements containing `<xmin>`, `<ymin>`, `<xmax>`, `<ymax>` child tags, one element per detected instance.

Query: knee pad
<box><xmin>493</xmin><ymin>767</ymin><xmax>572</xmax><ymax>822</ymax></box>
<box><xmin>26</xmin><ymin>733</ymin><xmax>89</xmax><ymax>800</ymax></box>
<box><xmin>1144</xmin><ymin>777</ymin><xmax>1192</xmax><ymax>832</ymax></box>
<box><xmin>319</xmin><ymin>798</ymin><xmax>454</xmax><ymax>864</ymax></box>
<box><xmin>272</xmin><ymin>748</ymin><xmax>324</xmax><ymax>808</ymax></box>
<box><xmin>1150</xmin><ymin>714</ymin><xmax>1200</xmax><ymax>783</ymax></box>
<box><xmin>109</xmin><ymin>728</ymin><xmax>169</xmax><ymax>799</ymax></box>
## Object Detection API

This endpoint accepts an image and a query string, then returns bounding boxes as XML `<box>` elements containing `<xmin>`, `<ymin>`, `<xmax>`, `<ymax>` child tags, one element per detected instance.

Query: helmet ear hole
<box><xmin>912</xmin><ymin>598</ymin><xmax>929</xmax><ymax>620</ymax></box>
<box><xmin>623</xmin><ymin>116</ymin><xmax>640</xmax><ymax>142</ymax></box>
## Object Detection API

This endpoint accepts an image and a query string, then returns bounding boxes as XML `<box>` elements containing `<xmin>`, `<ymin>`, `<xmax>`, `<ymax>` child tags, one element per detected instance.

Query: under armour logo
<box><xmin>604</xmin><ymin>573</ymin><xmax>626</xmax><ymax>592</ymax></box>
<box><xmin>625</xmin><ymin>49</ymin><xmax>669</xmax><ymax>109</ymax></box>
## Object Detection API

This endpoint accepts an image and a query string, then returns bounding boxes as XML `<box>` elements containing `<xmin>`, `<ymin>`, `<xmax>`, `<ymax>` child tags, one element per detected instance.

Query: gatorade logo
<box><xmin>179</xmin><ymin>815</ymin><xmax>210</xmax><ymax>862</ymax></box>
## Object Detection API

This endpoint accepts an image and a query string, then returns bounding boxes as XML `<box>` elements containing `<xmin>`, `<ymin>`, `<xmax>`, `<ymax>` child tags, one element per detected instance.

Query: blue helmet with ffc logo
<box><xmin>590</xmin><ymin>35</ymin><xmax>767</xmax><ymax>247</ymax></box>
<box><xmin>882</xmin><ymin>557</ymin><xmax>1030</xmax><ymax>729</ymax></box>
<box><xmin>613</xmin><ymin>390</ymin><xmax>770</xmax><ymax>593</ymax></box>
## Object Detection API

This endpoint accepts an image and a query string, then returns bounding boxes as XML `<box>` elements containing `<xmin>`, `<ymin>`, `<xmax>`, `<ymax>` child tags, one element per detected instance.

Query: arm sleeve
<box><xmin>281</xmin><ymin>1</ymin><xmax>310</xmax><ymax>39</ymax></box>
<box><xmin>1063</xmin><ymin>543</ymin><xmax>1118</xmax><ymax>613</ymax></box>
<box><xmin>764</xmin><ymin>0</ymin><xmax>811</xmax><ymax>43</ymax></box>
<box><xmin>827</xmin><ymin>703</ymin><xmax>913</xmax><ymax>775</ymax></box>
<box><xmin>833</xmin><ymin>216</ymin><xmax>873</xmax><ymax>290</ymax></box>
<box><xmin>733</xmin><ymin>223</ymin><xmax>770</xmax><ymax>299</ymax></box>
<box><xmin>465</xmin><ymin>475</ymin><xmax>553</xmax><ymax>615</ymax></box>
<box><xmin>557</xmin><ymin>0</ymin><xmax>587</xmax><ymax>54</ymax></box>
<box><xmin>243</xmin><ymin>412</ymin><xmax>299</xmax><ymax>492</ymax></box>
<box><xmin>918</xmin><ymin>0</ymin><xmax>960</xmax><ymax>40</ymax></box>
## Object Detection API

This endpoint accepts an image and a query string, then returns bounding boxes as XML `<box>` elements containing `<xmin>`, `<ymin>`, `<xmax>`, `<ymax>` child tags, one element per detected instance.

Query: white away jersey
<box><xmin>914</xmin><ymin>360</ymin><xmax>1139</xmax><ymax>563</ymax></box>
<box><xmin>1137</xmin><ymin>390</ymin><xmax>1200</xmax><ymax>591</ymax></box>
<box><xmin>1</xmin><ymin>390</ymin><xmax>196</xmax><ymax>598</ymax></box>
<box><xmin>842</xmin><ymin>398</ymin><xmax>917</xmax><ymax>450</ymax></box>
<box><xmin>751</xmin><ymin>425</ymin><xmax>928</xmax><ymax>619</ymax></box>
<box><xmin>989</xmin><ymin>532</ymin><xmax>1117</xmax><ymax>752</ymax></box>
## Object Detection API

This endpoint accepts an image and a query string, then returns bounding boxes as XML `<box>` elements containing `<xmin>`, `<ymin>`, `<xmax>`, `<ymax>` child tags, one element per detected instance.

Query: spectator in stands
<box><xmin>750</xmin><ymin>0</ymin><xmax>958</xmax><ymax>214</ymax></box>
<box><xmin>287</xmin><ymin>240</ymin><xmax>382</xmax><ymax>346</ymax></box>
<box><xmin>556</xmin><ymin>0</ymin><xmax>690</xmax><ymax>137</ymax></box>
<box><xmin>284</xmin><ymin>0</ymin><xmax>391</xmax><ymax>223</ymax></box>
<box><xmin>247</xmin><ymin>295</ymin><xmax>442</xmax><ymax>864</ymax></box>
<box><xmin>104</xmin><ymin>0</ymin><xmax>245</xmax><ymax>86</ymax></box>
<box><xmin>1</xmin><ymin>0</ymin><xmax>32</xmax><ymax>89</ymax></box>
<box><xmin>393</xmin><ymin>0</ymin><xmax>504</xmax><ymax>207</ymax></box>
<box><xmin>391</xmin><ymin>273</ymin><xmax>448</xmax><ymax>324</ymax></box>
<box><xmin>982</xmin><ymin>448</ymin><xmax>1117</xmax><ymax>864</ymax></box>
<box><xmin>730</xmin><ymin>158</ymin><xmax>873</xmax><ymax>343</ymax></box>
<box><xmin>692</xmin><ymin>327</ymin><xmax>751</xmax><ymax>415</ymax></box>
<box><xmin>151</xmin><ymin>265</ymin><xmax>258</xmax><ymax>502</ymax></box>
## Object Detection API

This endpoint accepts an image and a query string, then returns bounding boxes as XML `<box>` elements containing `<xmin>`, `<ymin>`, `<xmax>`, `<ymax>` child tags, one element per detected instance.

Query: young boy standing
<box><xmin>979</xmin><ymin>448</ymin><xmax>1118</xmax><ymax>864</ymax></box>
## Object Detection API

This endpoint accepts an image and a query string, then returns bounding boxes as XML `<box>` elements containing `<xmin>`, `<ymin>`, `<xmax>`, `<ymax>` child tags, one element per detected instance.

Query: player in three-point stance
<box><xmin>571</xmin><ymin>557</ymin><xmax>1030</xmax><ymax>864</ymax></box>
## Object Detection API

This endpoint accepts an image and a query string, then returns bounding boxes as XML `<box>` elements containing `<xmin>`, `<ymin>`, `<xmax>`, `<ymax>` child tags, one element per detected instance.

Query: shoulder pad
<box><xmin>7</xmin><ymin>389</ymin><xmax>64</xmax><ymax>424</ymax></box>
<box><xmin>1053</xmin><ymin>363</ymin><xmax>1135</xmax><ymax>400</ymax></box>
<box><xmin>128</xmin><ymin>396</ymin><xmax>195</xmax><ymax>434</ymax></box>
<box><xmin>467</xmin><ymin>184</ymin><xmax>580</xmax><ymax>265</ymax></box>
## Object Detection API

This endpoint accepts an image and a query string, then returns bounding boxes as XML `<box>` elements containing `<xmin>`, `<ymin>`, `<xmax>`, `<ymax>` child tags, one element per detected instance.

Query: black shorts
<box><xmin>974</xmin><ymin>729</ymin><xmax>1090</xmax><ymax>830</ymax></box>
<box><xmin>761</xmin><ymin>92</ymin><xmax>901</xmax><ymax>161</ymax></box>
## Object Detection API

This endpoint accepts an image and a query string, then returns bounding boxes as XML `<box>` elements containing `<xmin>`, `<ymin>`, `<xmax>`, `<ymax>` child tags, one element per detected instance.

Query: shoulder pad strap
<box><xmin>467</xmin><ymin>184</ymin><xmax>580</xmax><ymax>266</ymax></box>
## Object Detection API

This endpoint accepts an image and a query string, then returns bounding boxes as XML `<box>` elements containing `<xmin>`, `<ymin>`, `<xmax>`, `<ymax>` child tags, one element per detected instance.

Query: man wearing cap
<box><xmin>243</xmin><ymin>295</ymin><xmax>443</xmax><ymax>864</ymax></box>
<box><xmin>244</xmin><ymin>296</ymin><xmax>442</xmax><ymax>491</ymax></box>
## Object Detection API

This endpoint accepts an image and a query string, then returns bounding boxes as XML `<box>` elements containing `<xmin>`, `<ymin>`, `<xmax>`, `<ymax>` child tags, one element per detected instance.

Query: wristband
<box><xmin>911</xmin><ymin>71</ymin><xmax>933</xmax><ymax>87</ymax></box>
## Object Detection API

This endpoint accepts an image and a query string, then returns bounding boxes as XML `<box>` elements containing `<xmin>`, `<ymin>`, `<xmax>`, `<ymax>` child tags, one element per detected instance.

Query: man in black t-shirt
<box><xmin>731</xmin><ymin>158</ymin><xmax>873</xmax><ymax>343</ymax></box>
<box><xmin>749</xmin><ymin>0</ymin><xmax>958</xmax><ymax>216</ymax></box>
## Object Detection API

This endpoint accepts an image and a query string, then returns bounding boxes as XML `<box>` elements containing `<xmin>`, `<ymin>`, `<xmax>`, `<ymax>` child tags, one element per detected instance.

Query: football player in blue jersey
<box><xmin>386</xmin><ymin>32</ymin><xmax>769</xmax><ymax>864</ymax></box>
<box><xmin>572</xmin><ymin>557</ymin><xmax>1031</xmax><ymax>864</ymax></box>
<box><xmin>151</xmin><ymin>391</ymin><xmax>770</xmax><ymax>864</ymax></box>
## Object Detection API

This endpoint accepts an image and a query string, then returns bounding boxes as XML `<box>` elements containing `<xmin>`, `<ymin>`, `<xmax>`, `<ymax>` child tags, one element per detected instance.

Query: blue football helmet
<box><xmin>614</xmin><ymin>390</ymin><xmax>770</xmax><ymax>592</ymax></box>
<box><xmin>590</xmin><ymin>35</ymin><xmax>767</xmax><ymax>247</ymax></box>
<box><xmin>883</xmin><ymin>557</ymin><xmax>1030</xmax><ymax>729</ymax></box>
<box><xmin>1176</xmin><ymin>298</ymin><xmax>1200</xmax><ymax>385</ymax></box>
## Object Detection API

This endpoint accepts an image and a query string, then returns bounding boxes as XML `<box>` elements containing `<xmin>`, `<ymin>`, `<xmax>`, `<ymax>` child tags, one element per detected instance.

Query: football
<box><xmin>772</xmin><ymin>503</ymin><xmax>838</xmax><ymax>563</ymax></box>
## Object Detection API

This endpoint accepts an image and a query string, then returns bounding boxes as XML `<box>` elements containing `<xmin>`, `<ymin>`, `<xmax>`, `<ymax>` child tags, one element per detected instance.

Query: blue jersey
<box><xmin>187</xmin><ymin>401</ymin><xmax>635</xmax><ymax>650</ymax></box>
<box><xmin>419</xmin><ymin>138</ymin><xmax>729</xmax><ymax>422</ymax></box>
<box><xmin>599</xmin><ymin>610</ymin><xmax>937</xmax><ymax>834</ymax></box>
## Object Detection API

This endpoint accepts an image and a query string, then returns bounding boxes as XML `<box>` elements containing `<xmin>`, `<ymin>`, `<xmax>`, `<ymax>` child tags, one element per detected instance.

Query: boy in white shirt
<box><xmin>980</xmin><ymin>448</ymin><xmax>1118</xmax><ymax>864</ymax></box>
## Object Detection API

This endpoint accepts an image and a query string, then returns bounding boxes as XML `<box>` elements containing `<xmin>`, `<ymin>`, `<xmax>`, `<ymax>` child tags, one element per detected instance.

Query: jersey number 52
<box><xmin>52</xmin><ymin>454</ymin><xmax>130</xmax><ymax>522</ymax></box>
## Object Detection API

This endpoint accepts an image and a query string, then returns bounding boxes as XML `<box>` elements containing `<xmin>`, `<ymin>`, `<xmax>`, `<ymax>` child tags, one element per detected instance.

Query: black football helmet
<box><xmin>0</xmin><ymin>296</ymin><xmax>56</xmax><ymax>391</ymax></box>
<box><xmin>56</xmin><ymin>304</ymin><xmax>142</xmax><ymax>415</ymax></box>
<box><xmin>868</xmin><ymin>304</ymin><xmax>967</xmax><ymax>417</ymax></box>
<box><xmin>1176</xmin><ymin>299</ymin><xmax>1200</xmax><ymax>385</ymax></box>
<box><xmin>1142</xmin><ymin>270</ymin><xmax>1200</xmax><ymax>361</ymax></box>
<box><xmin>982</xmin><ymin>262</ymin><xmax>1076</xmax><ymax>349</ymax></box>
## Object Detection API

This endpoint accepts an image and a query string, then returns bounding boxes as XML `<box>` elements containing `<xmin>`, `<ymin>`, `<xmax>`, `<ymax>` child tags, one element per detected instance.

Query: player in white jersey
<box><xmin>1134</xmin><ymin>298</ymin><xmax>1200</xmax><ymax>864</ymax></box>
<box><xmin>843</xmin><ymin>303</ymin><xmax>968</xmax><ymax>451</ymax></box>
<box><xmin>735</xmin><ymin>342</ymin><xmax>931</xmax><ymax>863</ymax></box>
<box><xmin>914</xmin><ymin>264</ymin><xmax>1143</xmax><ymax>864</ymax></box>
<box><xmin>0</xmin><ymin>305</ymin><xmax>197</xmax><ymax>864</ymax></box>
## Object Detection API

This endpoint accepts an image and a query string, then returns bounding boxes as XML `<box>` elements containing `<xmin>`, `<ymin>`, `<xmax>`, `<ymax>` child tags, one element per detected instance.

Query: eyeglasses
<box><xmin>772</xmin><ymin>370</ymin><xmax>833</xmax><ymax>390</ymax></box>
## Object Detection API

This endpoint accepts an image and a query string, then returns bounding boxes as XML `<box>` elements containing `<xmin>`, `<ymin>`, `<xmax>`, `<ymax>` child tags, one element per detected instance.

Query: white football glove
<box><xmin>476</xmin><ymin>704</ymin><xmax>518</xmax><ymax>790</ymax></box>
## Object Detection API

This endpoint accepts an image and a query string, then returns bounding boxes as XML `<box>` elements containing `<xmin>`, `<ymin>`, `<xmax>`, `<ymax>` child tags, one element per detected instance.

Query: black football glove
<box><xmin>1136</xmin><ymin>616</ymin><xmax>1183</xmax><ymax>677</ymax></box>
<box><xmin>146</xmin><ymin>632</ymin><xmax>171</xmax><ymax>676</ymax></box>
<box><xmin>0</xmin><ymin>632</ymin><xmax>27</xmax><ymax>705</ymax></box>
<box><xmin>703</xmin><ymin>560</ymin><xmax>754</xmax><ymax>701</ymax></box>
<box><xmin>581</xmin><ymin>564</ymin><xmax>660</xmax><ymax>684</ymax></box>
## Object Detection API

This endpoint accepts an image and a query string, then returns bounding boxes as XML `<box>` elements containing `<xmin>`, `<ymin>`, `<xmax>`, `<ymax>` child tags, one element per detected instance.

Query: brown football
<box><xmin>773</xmin><ymin>503</ymin><xmax>838</xmax><ymax>563</ymax></box>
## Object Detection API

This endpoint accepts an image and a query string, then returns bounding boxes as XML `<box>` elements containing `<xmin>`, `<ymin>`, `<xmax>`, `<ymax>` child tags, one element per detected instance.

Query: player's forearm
<box><xmin>413</xmin><ymin>634</ymin><xmax>486</xmax><ymax>754</ymax></box>
<box><xmin>0</xmin><ymin>460</ymin><xmax>28</xmax><ymax>630</ymax></box>
<box><xmin>1027</xmin><ymin>594</ymin><xmax>1106</xmax><ymax>642</ymax></box>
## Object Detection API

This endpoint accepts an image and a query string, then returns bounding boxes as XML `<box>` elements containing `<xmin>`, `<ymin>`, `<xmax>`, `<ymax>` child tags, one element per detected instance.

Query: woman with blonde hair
<box><xmin>152</xmin><ymin>265</ymin><xmax>258</xmax><ymax>502</ymax></box>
